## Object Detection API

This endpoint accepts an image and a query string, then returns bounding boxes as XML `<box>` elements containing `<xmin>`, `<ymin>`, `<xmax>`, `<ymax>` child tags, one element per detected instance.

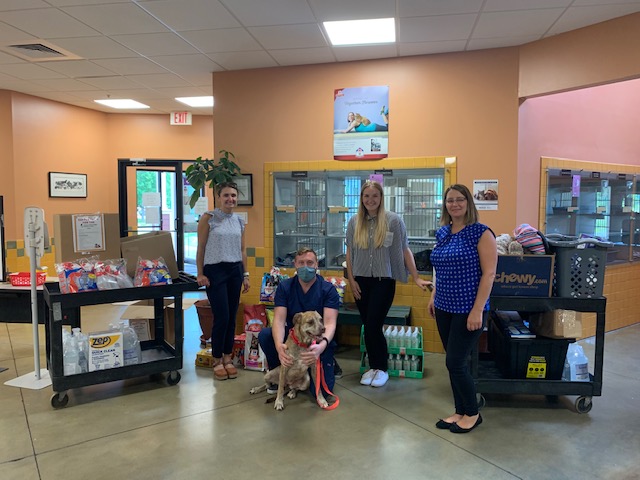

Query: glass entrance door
<box><xmin>118</xmin><ymin>159</ymin><xmax>201</xmax><ymax>275</ymax></box>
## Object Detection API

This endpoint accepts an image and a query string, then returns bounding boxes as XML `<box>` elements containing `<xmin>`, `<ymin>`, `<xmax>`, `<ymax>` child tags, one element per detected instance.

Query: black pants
<box><xmin>435</xmin><ymin>307</ymin><xmax>487</xmax><ymax>416</ymax></box>
<box><xmin>355</xmin><ymin>276</ymin><xmax>396</xmax><ymax>371</ymax></box>
<box><xmin>204</xmin><ymin>262</ymin><xmax>243</xmax><ymax>358</ymax></box>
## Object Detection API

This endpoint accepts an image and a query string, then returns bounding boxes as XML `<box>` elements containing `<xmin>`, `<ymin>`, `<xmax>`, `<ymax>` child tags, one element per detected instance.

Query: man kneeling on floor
<box><xmin>258</xmin><ymin>247</ymin><xmax>339</xmax><ymax>400</ymax></box>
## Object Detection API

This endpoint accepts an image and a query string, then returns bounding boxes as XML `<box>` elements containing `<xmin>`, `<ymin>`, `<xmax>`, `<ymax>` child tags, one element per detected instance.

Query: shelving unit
<box><xmin>43</xmin><ymin>274</ymin><xmax>200</xmax><ymax>408</ymax></box>
<box><xmin>472</xmin><ymin>295</ymin><xmax>606</xmax><ymax>413</ymax></box>
<box><xmin>273</xmin><ymin>169</ymin><xmax>443</xmax><ymax>272</ymax></box>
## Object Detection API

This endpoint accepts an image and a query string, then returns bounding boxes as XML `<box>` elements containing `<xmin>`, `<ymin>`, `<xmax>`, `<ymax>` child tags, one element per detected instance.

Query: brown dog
<box><xmin>250</xmin><ymin>311</ymin><xmax>328</xmax><ymax>410</ymax></box>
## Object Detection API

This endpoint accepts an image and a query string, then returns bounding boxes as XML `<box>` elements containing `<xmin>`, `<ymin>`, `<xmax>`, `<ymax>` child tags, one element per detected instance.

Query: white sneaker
<box><xmin>360</xmin><ymin>369</ymin><xmax>377</xmax><ymax>386</ymax></box>
<box><xmin>371</xmin><ymin>370</ymin><xmax>389</xmax><ymax>387</ymax></box>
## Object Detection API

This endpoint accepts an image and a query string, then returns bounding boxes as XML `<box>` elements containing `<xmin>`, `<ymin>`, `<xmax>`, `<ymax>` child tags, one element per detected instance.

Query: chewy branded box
<box><xmin>529</xmin><ymin>310</ymin><xmax>583</xmax><ymax>339</ymax></box>
<box><xmin>120</xmin><ymin>231</ymin><xmax>180</xmax><ymax>280</ymax></box>
<box><xmin>493</xmin><ymin>255</ymin><xmax>554</xmax><ymax>297</ymax></box>
<box><xmin>89</xmin><ymin>331</ymin><xmax>124</xmax><ymax>371</ymax></box>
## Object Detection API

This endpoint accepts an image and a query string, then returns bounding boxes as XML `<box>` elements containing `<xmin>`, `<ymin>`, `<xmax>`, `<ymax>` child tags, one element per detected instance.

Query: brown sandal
<box><xmin>223</xmin><ymin>355</ymin><xmax>238</xmax><ymax>379</ymax></box>
<box><xmin>212</xmin><ymin>358</ymin><xmax>228</xmax><ymax>381</ymax></box>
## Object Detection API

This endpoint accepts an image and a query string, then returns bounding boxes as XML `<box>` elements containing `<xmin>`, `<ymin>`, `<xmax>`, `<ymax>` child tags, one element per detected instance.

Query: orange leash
<box><xmin>315</xmin><ymin>358</ymin><xmax>340</xmax><ymax>410</ymax></box>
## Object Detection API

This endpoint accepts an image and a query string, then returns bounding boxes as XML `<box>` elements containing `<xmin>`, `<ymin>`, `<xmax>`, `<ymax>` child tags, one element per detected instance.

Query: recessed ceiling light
<box><xmin>176</xmin><ymin>96</ymin><xmax>214</xmax><ymax>107</ymax></box>
<box><xmin>94</xmin><ymin>99</ymin><xmax>150</xmax><ymax>109</ymax></box>
<box><xmin>324</xmin><ymin>18</ymin><xmax>395</xmax><ymax>46</ymax></box>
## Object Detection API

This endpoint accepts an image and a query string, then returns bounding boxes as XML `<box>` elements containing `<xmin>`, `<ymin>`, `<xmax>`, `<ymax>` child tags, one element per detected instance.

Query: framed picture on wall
<box><xmin>48</xmin><ymin>172</ymin><xmax>87</xmax><ymax>198</ymax></box>
<box><xmin>233</xmin><ymin>174</ymin><xmax>253</xmax><ymax>206</ymax></box>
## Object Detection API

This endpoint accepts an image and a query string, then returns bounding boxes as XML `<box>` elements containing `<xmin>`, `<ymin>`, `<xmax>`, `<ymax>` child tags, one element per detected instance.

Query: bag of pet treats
<box><xmin>133</xmin><ymin>256</ymin><xmax>172</xmax><ymax>287</ymax></box>
<box><xmin>325</xmin><ymin>276</ymin><xmax>347</xmax><ymax>306</ymax></box>
<box><xmin>244</xmin><ymin>304</ymin><xmax>268</xmax><ymax>371</ymax></box>
<box><xmin>55</xmin><ymin>257</ymin><xmax>99</xmax><ymax>293</ymax></box>
<box><xmin>259</xmin><ymin>266</ymin><xmax>289</xmax><ymax>304</ymax></box>
<box><xmin>95</xmin><ymin>258</ymin><xmax>134</xmax><ymax>290</ymax></box>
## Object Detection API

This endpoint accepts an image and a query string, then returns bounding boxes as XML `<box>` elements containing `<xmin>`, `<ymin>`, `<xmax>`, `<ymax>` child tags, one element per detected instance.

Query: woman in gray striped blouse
<box><xmin>346</xmin><ymin>180</ymin><xmax>429</xmax><ymax>387</ymax></box>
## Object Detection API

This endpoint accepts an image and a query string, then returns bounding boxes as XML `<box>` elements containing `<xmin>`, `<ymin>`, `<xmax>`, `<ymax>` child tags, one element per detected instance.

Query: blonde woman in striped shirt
<box><xmin>346</xmin><ymin>180</ymin><xmax>429</xmax><ymax>387</ymax></box>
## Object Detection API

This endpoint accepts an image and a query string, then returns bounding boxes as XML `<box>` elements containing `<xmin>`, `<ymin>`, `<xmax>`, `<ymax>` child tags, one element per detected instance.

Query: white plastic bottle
<box><xmin>397</xmin><ymin>326</ymin><xmax>406</xmax><ymax>348</ymax></box>
<box><xmin>389</xmin><ymin>326</ymin><xmax>398</xmax><ymax>348</ymax></box>
<box><xmin>410</xmin><ymin>355</ymin><xmax>419</xmax><ymax>372</ymax></box>
<box><xmin>388</xmin><ymin>353</ymin><xmax>394</xmax><ymax>371</ymax></box>
<box><xmin>402</xmin><ymin>354</ymin><xmax>410</xmax><ymax>371</ymax></box>
<box><xmin>118</xmin><ymin>322</ymin><xmax>142</xmax><ymax>366</ymax></box>
<box><xmin>383</xmin><ymin>325</ymin><xmax>392</xmax><ymax>343</ymax></box>
<box><xmin>63</xmin><ymin>334</ymin><xmax>80</xmax><ymax>376</ymax></box>
<box><xmin>411</xmin><ymin>327</ymin><xmax>421</xmax><ymax>349</ymax></box>
<box><xmin>566</xmin><ymin>344</ymin><xmax>589</xmax><ymax>381</ymax></box>
<box><xmin>72</xmin><ymin>327</ymin><xmax>89</xmax><ymax>373</ymax></box>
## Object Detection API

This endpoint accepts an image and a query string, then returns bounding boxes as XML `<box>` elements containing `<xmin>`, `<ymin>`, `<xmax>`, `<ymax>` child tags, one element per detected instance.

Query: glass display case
<box><xmin>273</xmin><ymin>169</ymin><xmax>444</xmax><ymax>271</ymax></box>
<box><xmin>544</xmin><ymin>168</ymin><xmax>639</xmax><ymax>263</ymax></box>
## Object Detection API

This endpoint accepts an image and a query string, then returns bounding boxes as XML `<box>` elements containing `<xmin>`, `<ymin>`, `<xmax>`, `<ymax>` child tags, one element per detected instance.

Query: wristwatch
<box><xmin>320</xmin><ymin>336</ymin><xmax>330</xmax><ymax>346</ymax></box>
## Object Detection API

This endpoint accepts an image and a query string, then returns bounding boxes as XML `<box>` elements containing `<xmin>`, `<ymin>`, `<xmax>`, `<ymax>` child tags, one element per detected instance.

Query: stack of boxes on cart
<box><xmin>490</xmin><ymin>231</ymin><xmax>610</xmax><ymax>381</ymax></box>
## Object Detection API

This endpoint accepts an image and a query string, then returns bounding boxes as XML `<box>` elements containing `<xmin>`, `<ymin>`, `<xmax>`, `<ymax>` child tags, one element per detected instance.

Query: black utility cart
<box><xmin>472</xmin><ymin>295</ymin><xmax>606</xmax><ymax>414</ymax></box>
<box><xmin>43</xmin><ymin>274</ymin><xmax>200</xmax><ymax>408</ymax></box>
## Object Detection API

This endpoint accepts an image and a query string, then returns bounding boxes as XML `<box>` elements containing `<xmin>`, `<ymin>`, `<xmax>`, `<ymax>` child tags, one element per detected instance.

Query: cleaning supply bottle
<box><xmin>564</xmin><ymin>343</ymin><xmax>589</xmax><ymax>381</ymax></box>
<box><xmin>63</xmin><ymin>333</ymin><xmax>80</xmax><ymax>376</ymax></box>
<box><xmin>72</xmin><ymin>327</ymin><xmax>89</xmax><ymax>373</ymax></box>
<box><xmin>388</xmin><ymin>353</ymin><xmax>394</xmax><ymax>371</ymax></box>
<box><xmin>397</xmin><ymin>326</ymin><xmax>406</xmax><ymax>348</ymax></box>
<box><xmin>117</xmin><ymin>321</ymin><xmax>142</xmax><ymax>366</ymax></box>
<box><xmin>389</xmin><ymin>326</ymin><xmax>398</xmax><ymax>348</ymax></box>
<box><xmin>411</xmin><ymin>327</ymin><xmax>421</xmax><ymax>349</ymax></box>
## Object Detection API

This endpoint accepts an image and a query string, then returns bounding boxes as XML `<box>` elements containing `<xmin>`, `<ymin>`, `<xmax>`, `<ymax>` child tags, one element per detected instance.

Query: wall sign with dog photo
<box><xmin>473</xmin><ymin>179</ymin><xmax>499</xmax><ymax>211</ymax></box>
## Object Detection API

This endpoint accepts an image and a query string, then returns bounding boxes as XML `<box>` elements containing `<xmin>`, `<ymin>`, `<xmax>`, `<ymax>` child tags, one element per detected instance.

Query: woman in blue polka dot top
<box><xmin>428</xmin><ymin>184</ymin><xmax>497</xmax><ymax>434</ymax></box>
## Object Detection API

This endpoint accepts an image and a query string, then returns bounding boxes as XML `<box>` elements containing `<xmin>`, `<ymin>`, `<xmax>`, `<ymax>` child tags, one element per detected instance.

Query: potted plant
<box><xmin>185</xmin><ymin>149</ymin><xmax>242</xmax><ymax>208</ymax></box>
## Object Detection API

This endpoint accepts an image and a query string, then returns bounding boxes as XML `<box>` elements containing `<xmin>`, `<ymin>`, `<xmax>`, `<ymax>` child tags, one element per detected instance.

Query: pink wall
<box><xmin>517</xmin><ymin>78</ymin><xmax>640</xmax><ymax>226</ymax></box>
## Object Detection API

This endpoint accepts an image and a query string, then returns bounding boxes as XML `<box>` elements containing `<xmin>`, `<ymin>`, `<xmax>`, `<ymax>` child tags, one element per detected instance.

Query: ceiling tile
<box><xmin>220</xmin><ymin>0</ymin><xmax>316</xmax><ymax>26</ymax></box>
<box><xmin>473</xmin><ymin>9</ymin><xmax>565</xmax><ymax>38</ymax></box>
<box><xmin>126</xmin><ymin>73</ymin><xmax>193</xmax><ymax>89</ymax></box>
<box><xmin>467</xmin><ymin>35</ymin><xmax>539</xmax><ymax>50</ymax></box>
<box><xmin>484</xmin><ymin>0</ymin><xmax>573</xmax><ymax>11</ymax></box>
<box><xmin>93</xmin><ymin>57</ymin><xmax>168</xmax><ymax>76</ymax></box>
<box><xmin>0</xmin><ymin>0</ymin><xmax>50</xmax><ymax>10</ymax></box>
<box><xmin>548</xmin><ymin>4</ymin><xmax>640</xmax><ymax>35</ymax></box>
<box><xmin>398</xmin><ymin>40</ymin><xmax>468</xmax><ymax>56</ymax></box>
<box><xmin>398</xmin><ymin>0</ymin><xmax>483</xmax><ymax>17</ymax></box>
<box><xmin>308</xmin><ymin>0</ymin><xmax>395</xmax><ymax>22</ymax></box>
<box><xmin>269</xmin><ymin>47</ymin><xmax>335</xmax><ymax>66</ymax></box>
<box><xmin>139</xmin><ymin>0</ymin><xmax>240</xmax><ymax>31</ymax></box>
<box><xmin>333</xmin><ymin>44</ymin><xmax>398</xmax><ymax>62</ymax></box>
<box><xmin>53</xmin><ymin>36</ymin><xmax>139</xmax><ymax>59</ymax></box>
<box><xmin>0</xmin><ymin>21</ymin><xmax>37</xmax><ymax>44</ymax></box>
<box><xmin>63</xmin><ymin>3</ymin><xmax>168</xmax><ymax>35</ymax></box>
<box><xmin>181</xmin><ymin>28</ymin><xmax>262</xmax><ymax>53</ymax></box>
<box><xmin>148</xmin><ymin>54</ymin><xmax>224</xmax><ymax>74</ymax></box>
<box><xmin>0</xmin><ymin>8</ymin><xmax>99</xmax><ymax>38</ymax></box>
<box><xmin>111</xmin><ymin>33</ymin><xmax>199</xmax><ymax>56</ymax></box>
<box><xmin>0</xmin><ymin>63</ymin><xmax>67</xmax><ymax>79</ymax></box>
<box><xmin>32</xmin><ymin>77</ymin><xmax>101</xmax><ymax>92</ymax></box>
<box><xmin>399</xmin><ymin>14</ymin><xmax>477</xmax><ymax>43</ymax></box>
<box><xmin>207</xmin><ymin>50</ymin><xmax>278</xmax><ymax>70</ymax></box>
<box><xmin>248</xmin><ymin>24</ymin><xmax>327</xmax><ymax>50</ymax></box>
<box><xmin>36</xmin><ymin>59</ymin><xmax>117</xmax><ymax>78</ymax></box>
<box><xmin>46</xmin><ymin>0</ymin><xmax>130</xmax><ymax>6</ymax></box>
<box><xmin>75</xmin><ymin>75</ymin><xmax>144</xmax><ymax>90</ymax></box>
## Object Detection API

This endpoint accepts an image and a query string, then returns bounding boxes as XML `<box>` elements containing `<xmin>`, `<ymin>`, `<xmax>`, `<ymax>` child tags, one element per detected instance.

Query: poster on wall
<box><xmin>473</xmin><ymin>179</ymin><xmax>499</xmax><ymax>211</ymax></box>
<box><xmin>72</xmin><ymin>214</ymin><xmax>106</xmax><ymax>253</ymax></box>
<box><xmin>333</xmin><ymin>86</ymin><xmax>389</xmax><ymax>160</ymax></box>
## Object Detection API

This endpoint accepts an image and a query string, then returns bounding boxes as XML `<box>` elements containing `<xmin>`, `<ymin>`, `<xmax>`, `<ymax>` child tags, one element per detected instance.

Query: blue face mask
<box><xmin>296</xmin><ymin>266</ymin><xmax>316</xmax><ymax>282</ymax></box>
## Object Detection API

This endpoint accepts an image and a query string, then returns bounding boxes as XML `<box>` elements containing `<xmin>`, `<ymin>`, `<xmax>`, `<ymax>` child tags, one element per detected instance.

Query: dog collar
<box><xmin>289</xmin><ymin>329</ymin><xmax>311</xmax><ymax>348</ymax></box>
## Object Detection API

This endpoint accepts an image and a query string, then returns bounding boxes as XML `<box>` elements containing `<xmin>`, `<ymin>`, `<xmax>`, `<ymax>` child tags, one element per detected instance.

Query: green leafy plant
<box><xmin>185</xmin><ymin>150</ymin><xmax>242</xmax><ymax>208</ymax></box>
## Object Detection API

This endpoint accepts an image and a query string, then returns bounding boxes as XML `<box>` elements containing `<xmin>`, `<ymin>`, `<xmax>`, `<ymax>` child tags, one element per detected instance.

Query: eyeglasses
<box><xmin>445</xmin><ymin>197</ymin><xmax>467</xmax><ymax>205</ymax></box>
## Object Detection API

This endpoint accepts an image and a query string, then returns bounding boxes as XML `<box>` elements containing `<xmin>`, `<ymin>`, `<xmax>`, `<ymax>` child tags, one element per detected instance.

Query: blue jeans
<box><xmin>258</xmin><ymin>326</ymin><xmax>336</xmax><ymax>395</ymax></box>
<box><xmin>435</xmin><ymin>308</ymin><xmax>487</xmax><ymax>416</ymax></box>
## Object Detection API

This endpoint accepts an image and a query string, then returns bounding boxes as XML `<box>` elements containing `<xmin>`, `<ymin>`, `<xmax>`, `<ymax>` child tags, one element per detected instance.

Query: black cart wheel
<box><xmin>167</xmin><ymin>371</ymin><xmax>181</xmax><ymax>386</ymax></box>
<box><xmin>575</xmin><ymin>396</ymin><xmax>593</xmax><ymax>414</ymax></box>
<box><xmin>477</xmin><ymin>394</ymin><xmax>486</xmax><ymax>410</ymax></box>
<box><xmin>50</xmin><ymin>392</ymin><xmax>69</xmax><ymax>409</ymax></box>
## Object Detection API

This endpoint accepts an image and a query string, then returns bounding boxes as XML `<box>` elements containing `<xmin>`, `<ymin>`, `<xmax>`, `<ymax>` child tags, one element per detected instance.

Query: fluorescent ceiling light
<box><xmin>324</xmin><ymin>18</ymin><xmax>395</xmax><ymax>46</ymax></box>
<box><xmin>94</xmin><ymin>99</ymin><xmax>149</xmax><ymax>109</ymax></box>
<box><xmin>176</xmin><ymin>96</ymin><xmax>214</xmax><ymax>107</ymax></box>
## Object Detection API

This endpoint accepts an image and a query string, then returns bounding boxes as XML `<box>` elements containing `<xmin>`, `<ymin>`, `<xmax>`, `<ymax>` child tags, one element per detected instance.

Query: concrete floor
<box><xmin>1</xmin><ymin>295</ymin><xmax>639</xmax><ymax>480</ymax></box>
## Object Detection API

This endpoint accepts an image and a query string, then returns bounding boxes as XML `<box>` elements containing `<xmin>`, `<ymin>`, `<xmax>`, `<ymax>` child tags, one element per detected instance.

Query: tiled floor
<box><xmin>1</xmin><ymin>294</ymin><xmax>639</xmax><ymax>480</ymax></box>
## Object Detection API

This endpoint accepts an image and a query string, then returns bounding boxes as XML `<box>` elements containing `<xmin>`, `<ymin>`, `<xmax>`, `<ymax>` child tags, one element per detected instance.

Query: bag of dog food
<box><xmin>244</xmin><ymin>304</ymin><xmax>268</xmax><ymax>371</ymax></box>
<box><xmin>259</xmin><ymin>266</ymin><xmax>289</xmax><ymax>304</ymax></box>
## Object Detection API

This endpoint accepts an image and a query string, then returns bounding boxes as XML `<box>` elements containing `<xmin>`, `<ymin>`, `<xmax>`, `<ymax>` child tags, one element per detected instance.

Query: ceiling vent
<box><xmin>1</xmin><ymin>40</ymin><xmax>82</xmax><ymax>62</ymax></box>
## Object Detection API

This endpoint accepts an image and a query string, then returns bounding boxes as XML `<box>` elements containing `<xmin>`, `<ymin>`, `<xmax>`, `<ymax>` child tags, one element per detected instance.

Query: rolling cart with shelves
<box><xmin>472</xmin><ymin>296</ymin><xmax>606</xmax><ymax>413</ymax></box>
<box><xmin>43</xmin><ymin>274</ymin><xmax>200</xmax><ymax>408</ymax></box>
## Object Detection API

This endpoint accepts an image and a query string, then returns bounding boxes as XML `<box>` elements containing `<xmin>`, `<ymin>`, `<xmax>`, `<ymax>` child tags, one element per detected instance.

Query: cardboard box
<box><xmin>529</xmin><ymin>310</ymin><xmax>583</xmax><ymax>339</ymax></box>
<box><xmin>119</xmin><ymin>298</ymin><xmax>197</xmax><ymax>346</ymax></box>
<box><xmin>493</xmin><ymin>254</ymin><xmax>555</xmax><ymax>297</ymax></box>
<box><xmin>120</xmin><ymin>231</ymin><xmax>179</xmax><ymax>279</ymax></box>
<box><xmin>54</xmin><ymin>213</ymin><xmax>121</xmax><ymax>263</ymax></box>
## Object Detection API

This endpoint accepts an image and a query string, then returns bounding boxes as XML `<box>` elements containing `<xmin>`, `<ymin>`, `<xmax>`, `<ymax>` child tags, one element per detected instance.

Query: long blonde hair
<box><xmin>353</xmin><ymin>180</ymin><xmax>387</xmax><ymax>249</ymax></box>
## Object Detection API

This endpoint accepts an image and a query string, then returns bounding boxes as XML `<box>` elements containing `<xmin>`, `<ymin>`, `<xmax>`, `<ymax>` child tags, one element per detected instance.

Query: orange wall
<box><xmin>213</xmin><ymin>48</ymin><xmax>521</xmax><ymax>242</ymax></box>
<box><xmin>519</xmin><ymin>13</ymin><xmax>640</xmax><ymax>98</ymax></box>
<box><xmin>2</xmin><ymin>92</ymin><xmax>213</xmax><ymax>240</ymax></box>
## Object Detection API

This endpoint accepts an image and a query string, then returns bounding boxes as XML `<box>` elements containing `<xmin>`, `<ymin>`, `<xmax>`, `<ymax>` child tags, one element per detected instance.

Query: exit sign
<box><xmin>170</xmin><ymin>111</ymin><xmax>192</xmax><ymax>125</ymax></box>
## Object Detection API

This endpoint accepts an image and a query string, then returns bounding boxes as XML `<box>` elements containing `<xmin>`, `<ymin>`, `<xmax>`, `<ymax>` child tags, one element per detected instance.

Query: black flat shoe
<box><xmin>436</xmin><ymin>419</ymin><xmax>454</xmax><ymax>429</ymax></box>
<box><xmin>450</xmin><ymin>414</ymin><xmax>483</xmax><ymax>434</ymax></box>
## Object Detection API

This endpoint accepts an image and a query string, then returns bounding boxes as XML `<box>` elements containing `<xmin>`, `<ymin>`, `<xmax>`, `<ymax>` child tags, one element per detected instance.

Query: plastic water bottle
<box><xmin>388</xmin><ymin>353</ymin><xmax>394</xmax><ymax>370</ymax></box>
<box><xmin>383</xmin><ymin>325</ymin><xmax>392</xmax><ymax>343</ymax></box>
<box><xmin>117</xmin><ymin>322</ymin><xmax>142</xmax><ymax>366</ymax></box>
<box><xmin>402</xmin><ymin>354</ymin><xmax>410</xmax><ymax>371</ymax></box>
<box><xmin>410</xmin><ymin>355</ymin><xmax>419</xmax><ymax>372</ymax></box>
<box><xmin>72</xmin><ymin>327</ymin><xmax>89</xmax><ymax>373</ymax></box>
<box><xmin>63</xmin><ymin>334</ymin><xmax>80</xmax><ymax>376</ymax></box>
<box><xmin>412</xmin><ymin>327</ymin><xmax>421</xmax><ymax>349</ymax></box>
<box><xmin>564</xmin><ymin>343</ymin><xmax>589</xmax><ymax>381</ymax></box>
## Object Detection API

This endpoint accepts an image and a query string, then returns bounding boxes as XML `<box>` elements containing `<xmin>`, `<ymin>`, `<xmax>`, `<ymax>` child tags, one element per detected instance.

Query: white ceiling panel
<box><xmin>220</xmin><ymin>0</ymin><xmax>316</xmax><ymax>26</ymax></box>
<box><xmin>0</xmin><ymin>1</ymin><xmax>637</xmax><ymax>114</ymax></box>
<box><xmin>248</xmin><ymin>24</ymin><xmax>327</xmax><ymax>50</ymax></box>
<box><xmin>139</xmin><ymin>0</ymin><xmax>240</xmax><ymax>31</ymax></box>
<box><xmin>62</xmin><ymin>3</ymin><xmax>168</xmax><ymax>35</ymax></box>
